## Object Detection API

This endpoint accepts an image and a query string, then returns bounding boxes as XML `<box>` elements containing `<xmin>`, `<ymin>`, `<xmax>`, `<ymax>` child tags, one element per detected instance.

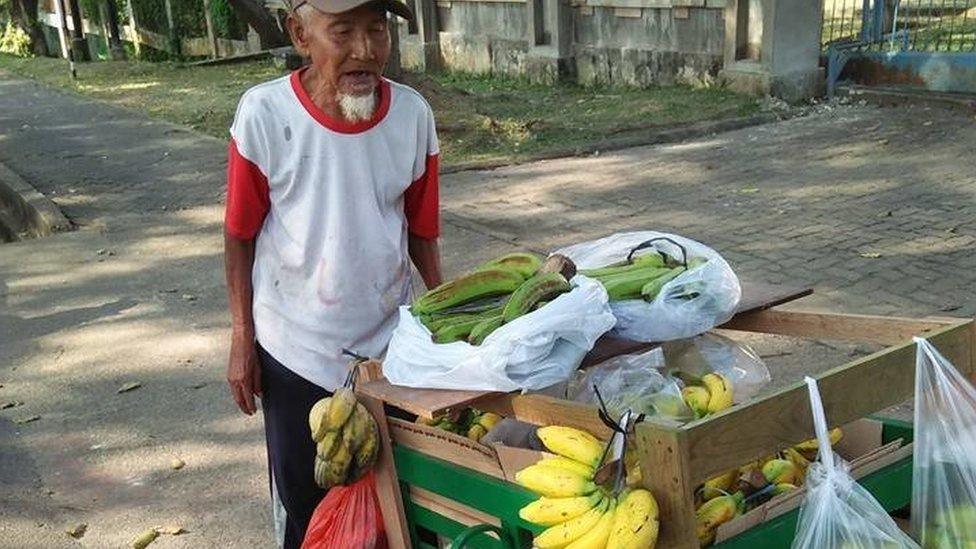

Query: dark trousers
<box><xmin>258</xmin><ymin>344</ymin><xmax>330</xmax><ymax>549</ymax></box>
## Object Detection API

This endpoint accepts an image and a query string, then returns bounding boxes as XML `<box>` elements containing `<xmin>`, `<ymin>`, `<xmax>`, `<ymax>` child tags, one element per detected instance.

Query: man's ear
<box><xmin>286</xmin><ymin>13</ymin><xmax>310</xmax><ymax>57</ymax></box>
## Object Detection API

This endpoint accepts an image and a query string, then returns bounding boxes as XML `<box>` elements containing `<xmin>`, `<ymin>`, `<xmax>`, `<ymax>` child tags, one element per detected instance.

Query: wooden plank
<box><xmin>202</xmin><ymin>0</ymin><xmax>219</xmax><ymax>58</ymax></box>
<box><xmin>409</xmin><ymin>486</ymin><xmax>502</xmax><ymax>528</ymax></box>
<box><xmin>734</xmin><ymin>282</ymin><xmax>812</xmax><ymax>315</ymax></box>
<box><xmin>387</xmin><ymin>418</ymin><xmax>505</xmax><ymax>480</ymax></box>
<box><xmin>721</xmin><ymin>308</ymin><xmax>963</xmax><ymax>346</ymax></box>
<box><xmin>508</xmin><ymin>394</ymin><xmax>613</xmax><ymax>439</ymax></box>
<box><xmin>357</xmin><ymin>378</ymin><xmax>502</xmax><ymax>420</ymax></box>
<box><xmin>360</xmin><ymin>395</ymin><xmax>411</xmax><ymax>549</ymax></box>
<box><xmin>683</xmin><ymin>320</ymin><xmax>973</xmax><ymax>485</ymax></box>
<box><xmin>636</xmin><ymin>422</ymin><xmax>699</xmax><ymax>549</ymax></box>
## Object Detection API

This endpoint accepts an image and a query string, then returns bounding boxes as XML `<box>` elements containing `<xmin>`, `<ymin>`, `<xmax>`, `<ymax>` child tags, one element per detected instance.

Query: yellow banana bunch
<box><xmin>534</xmin><ymin>497</ymin><xmax>610</xmax><ymax>549</ymax></box>
<box><xmin>537</xmin><ymin>425</ymin><xmax>606</xmax><ymax>469</ymax></box>
<box><xmin>696</xmin><ymin>492</ymin><xmax>743</xmax><ymax>546</ymax></box>
<box><xmin>702</xmin><ymin>373</ymin><xmax>734</xmax><ymax>414</ymax></box>
<box><xmin>565</xmin><ymin>498</ymin><xmax>617</xmax><ymax>549</ymax></box>
<box><xmin>520</xmin><ymin>492</ymin><xmax>604</xmax><ymax>526</ymax></box>
<box><xmin>541</xmin><ymin>456</ymin><xmax>597</xmax><ymax>479</ymax></box>
<box><xmin>761</xmin><ymin>459</ymin><xmax>799</xmax><ymax>486</ymax></box>
<box><xmin>307</xmin><ymin>391</ymin><xmax>379</xmax><ymax>489</ymax></box>
<box><xmin>794</xmin><ymin>427</ymin><xmax>843</xmax><ymax>460</ymax></box>
<box><xmin>606</xmin><ymin>489</ymin><xmax>660</xmax><ymax>549</ymax></box>
<box><xmin>781</xmin><ymin>447</ymin><xmax>811</xmax><ymax>486</ymax></box>
<box><xmin>516</xmin><ymin>463</ymin><xmax>598</xmax><ymax>498</ymax></box>
<box><xmin>701</xmin><ymin>469</ymin><xmax>739</xmax><ymax>501</ymax></box>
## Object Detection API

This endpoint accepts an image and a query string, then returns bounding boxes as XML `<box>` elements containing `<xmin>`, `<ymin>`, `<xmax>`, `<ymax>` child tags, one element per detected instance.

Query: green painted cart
<box><xmin>358</xmin><ymin>299</ymin><xmax>975</xmax><ymax>549</ymax></box>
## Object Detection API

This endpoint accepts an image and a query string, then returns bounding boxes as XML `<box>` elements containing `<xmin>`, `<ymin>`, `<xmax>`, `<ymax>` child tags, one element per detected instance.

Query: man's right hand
<box><xmin>227</xmin><ymin>332</ymin><xmax>262</xmax><ymax>415</ymax></box>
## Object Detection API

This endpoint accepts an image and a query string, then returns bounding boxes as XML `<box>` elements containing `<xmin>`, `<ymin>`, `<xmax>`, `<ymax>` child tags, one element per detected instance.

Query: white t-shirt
<box><xmin>225</xmin><ymin>69</ymin><xmax>440</xmax><ymax>390</ymax></box>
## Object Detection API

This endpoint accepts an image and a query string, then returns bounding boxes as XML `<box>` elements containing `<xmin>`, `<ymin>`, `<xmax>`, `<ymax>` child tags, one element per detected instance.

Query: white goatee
<box><xmin>337</xmin><ymin>92</ymin><xmax>378</xmax><ymax>122</ymax></box>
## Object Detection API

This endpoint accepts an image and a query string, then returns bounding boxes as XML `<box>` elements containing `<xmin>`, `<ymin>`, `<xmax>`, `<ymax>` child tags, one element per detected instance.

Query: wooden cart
<box><xmin>355</xmin><ymin>284</ymin><xmax>975</xmax><ymax>549</ymax></box>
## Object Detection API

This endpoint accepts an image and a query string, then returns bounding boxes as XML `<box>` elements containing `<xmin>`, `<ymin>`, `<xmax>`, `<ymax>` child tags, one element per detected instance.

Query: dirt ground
<box><xmin>1</xmin><ymin>70</ymin><xmax>975</xmax><ymax>547</ymax></box>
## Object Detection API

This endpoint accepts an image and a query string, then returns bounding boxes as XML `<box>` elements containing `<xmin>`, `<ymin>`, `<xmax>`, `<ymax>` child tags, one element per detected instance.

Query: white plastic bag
<box><xmin>911</xmin><ymin>338</ymin><xmax>976</xmax><ymax>548</ymax></box>
<box><xmin>555</xmin><ymin>231</ymin><xmax>741</xmax><ymax>342</ymax></box>
<box><xmin>382</xmin><ymin>275</ymin><xmax>616</xmax><ymax>392</ymax></box>
<box><xmin>792</xmin><ymin>376</ymin><xmax>919</xmax><ymax>549</ymax></box>
<box><xmin>568</xmin><ymin>348</ymin><xmax>694</xmax><ymax>421</ymax></box>
<box><xmin>662</xmin><ymin>332</ymin><xmax>771</xmax><ymax>403</ymax></box>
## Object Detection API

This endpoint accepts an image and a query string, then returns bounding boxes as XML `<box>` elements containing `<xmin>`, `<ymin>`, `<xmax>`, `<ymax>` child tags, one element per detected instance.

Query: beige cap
<box><xmin>290</xmin><ymin>0</ymin><xmax>414</xmax><ymax>21</ymax></box>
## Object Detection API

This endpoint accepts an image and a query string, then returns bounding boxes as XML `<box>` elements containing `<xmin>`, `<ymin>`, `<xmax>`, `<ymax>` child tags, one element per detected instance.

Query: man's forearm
<box><xmin>408</xmin><ymin>234</ymin><xmax>443</xmax><ymax>290</ymax></box>
<box><xmin>225</xmin><ymin>234</ymin><xmax>257</xmax><ymax>337</ymax></box>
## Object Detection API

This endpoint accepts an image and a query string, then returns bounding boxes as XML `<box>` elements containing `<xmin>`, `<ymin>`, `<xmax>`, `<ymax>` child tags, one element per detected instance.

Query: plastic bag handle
<box><xmin>805</xmin><ymin>376</ymin><xmax>835</xmax><ymax>471</ymax></box>
<box><xmin>626</xmin><ymin>237</ymin><xmax>688</xmax><ymax>268</ymax></box>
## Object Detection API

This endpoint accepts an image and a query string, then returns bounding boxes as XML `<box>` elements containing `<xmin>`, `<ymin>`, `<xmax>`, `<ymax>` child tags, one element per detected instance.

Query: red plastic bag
<box><xmin>302</xmin><ymin>471</ymin><xmax>388</xmax><ymax>549</ymax></box>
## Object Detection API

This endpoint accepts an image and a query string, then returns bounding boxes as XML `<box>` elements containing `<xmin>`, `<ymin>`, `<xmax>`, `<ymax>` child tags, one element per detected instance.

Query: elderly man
<box><xmin>223</xmin><ymin>0</ymin><xmax>442</xmax><ymax>545</ymax></box>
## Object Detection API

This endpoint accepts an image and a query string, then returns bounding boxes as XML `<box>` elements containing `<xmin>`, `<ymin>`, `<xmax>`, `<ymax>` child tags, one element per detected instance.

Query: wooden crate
<box><xmin>360</xmin><ymin>302</ymin><xmax>974</xmax><ymax>547</ymax></box>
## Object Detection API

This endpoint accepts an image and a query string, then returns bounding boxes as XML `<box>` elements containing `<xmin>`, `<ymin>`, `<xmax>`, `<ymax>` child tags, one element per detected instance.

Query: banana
<box><xmin>607</xmin><ymin>489</ymin><xmax>660</xmax><ymax>549</ymax></box>
<box><xmin>702</xmin><ymin>373</ymin><xmax>733</xmax><ymax>414</ymax></box>
<box><xmin>600</xmin><ymin>267</ymin><xmax>672</xmax><ymax>301</ymax></box>
<box><xmin>317</xmin><ymin>430</ymin><xmax>341</xmax><ymax>460</ymax></box>
<box><xmin>313</xmin><ymin>456</ymin><xmax>329</xmax><ymax>488</ymax></box>
<box><xmin>326</xmin><ymin>387</ymin><xmax>357</xmax><ymax>432</ymax></box>
<box><xmin>476</xmin><ymin>412</ymin><xmax>503</xmax><ymax>431</ymax></box>
<box><xmin>696</xmin><ymin>492</ymin><xmax>742</xmax><ymax>547</ymax></box>
<box><xmin>580</xmin><ymin>254</ymin><xmax>665</xmax><ymax>278</ymax></box>
<box><xmin>640</xmin><ymin>266</ymin><xmax>686</xmax><ymax>302</ymax></box>
<box><xmin>317</xmin><ymin>436</ymin><xmax>354</xmax><ymax>488</ymax></box>
<box><xmin>477</xmin><ymin>252</ymin><xmax>543</xmax><ymax>280</ymax></box>
<box><xmin>772</xmin><ymin>483</ymin><xmax>797</xmax><ymax>495</ymax></box>
<box><xmin>566</xmin><ymin>498</ymin><xmax>616</xmax><ymax>549</ymax></box>
<box><xmin>782</xmin><ymin>447</ymin><xmax>811</xmax><ymax>485</ymax></box>
<box><xmin>701</xmin><ymin>469</ymin><xmax>739</xmax><ymax>501</ymax></box>
<box><xmin>432</xmin><ymin>316</ymin><xmax>485</xmax><ymax>343</ymax></box>
<box><xmin>467</xmin><ymin>314</ymin><xmax>505</xmax><ymax>345</ymax></box>
<box><xmin>681</xmin><ymin>386</ymin><xmax>711</xmax><ymax>418</ymax></box>
<box><xmin>540</xmin><ymin>455</ymin><xmax>596</xmax><ymax>479</ymax></box>
<box><xmin>467</xmin><ymin>424</ymin><xmax>488</xmax><ymax>441</ymax></box>
<box><xmin>502</xmin><ymin>272</ymin><xmax>572</xmax><ymax>322</ymax></box>
<box><xmin>516</xmin><ymin>464</ymin><xmax>598</xmax><ymax>498</ymax></box>
<box><xmin>794</xmin><ymin>427</ymin><xmax>843</xmax><ymax>459</ymax></box>
<box><xmin>351</xmin><ymin>415</ymin><xmax>380</xmax><ymax>481</ymax></box>
<box><xmin>761</xmin><ymin>459</ymin><xmax>799</xmax><ymax>486</ymax></box>
<box><xmin>308</xmin><ymin>397</ymin><xmax>333</xmax><ymax>442</ymax></box>
<box><xmin>413</xmin><ymin>268</ymin><xmax>524</xmax><ymax>314</ymax></box>
<box><xmin>537</xmin><ymin>426</ymin><xmax>606</xmax><ymax>469</ymax></box>
<box><xmin>534</xmin><ymin>497</ymin><xmax>609</xmax><ymax>549</ymax></box>
<box><xmin>519</xmin><ymin>492</ymin><xmax>603</xmax><ymax>526</ymax></box>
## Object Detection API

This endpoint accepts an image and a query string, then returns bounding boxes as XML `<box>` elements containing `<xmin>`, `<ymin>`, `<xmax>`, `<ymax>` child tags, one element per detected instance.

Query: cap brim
<box><xmin>303</xmin><ymin>0</ymin><xmax>415</xmax><ymax>21</ymax></box>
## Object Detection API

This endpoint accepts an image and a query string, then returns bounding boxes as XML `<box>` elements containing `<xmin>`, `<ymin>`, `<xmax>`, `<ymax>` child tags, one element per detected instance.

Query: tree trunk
<box><xmin>224</xmin><ymin>0</ymin><xmax>287</xmax><ymax>49</ymax></box>
<box><xmin>12</xmin><ymin>0</ymin><xmax>52</xmax><ymax>57</ymax></box>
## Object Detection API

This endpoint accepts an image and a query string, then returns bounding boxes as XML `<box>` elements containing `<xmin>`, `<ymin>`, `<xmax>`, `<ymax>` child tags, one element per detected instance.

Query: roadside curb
<box><xmin>441</xmin><ymin>112</ymin><xmax>786</xmax><ymax>174</ymax></box>
<box><xmin>0</xmin><ymin>161</ymin><xmax>71</xmax><ymax>241</ymax></box>
<box><xmin>840</xmin><ymin>85</ymin><xmax>976</xmax><ymax>114</ymax></box>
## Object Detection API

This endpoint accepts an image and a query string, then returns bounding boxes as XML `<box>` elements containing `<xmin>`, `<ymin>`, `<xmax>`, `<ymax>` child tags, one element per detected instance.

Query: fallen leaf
<box><xmin>156</xmin><ymin>525</ymin><xmax>186</xmax><ymax>535</ymax></box>
<box><xmin>171</xmin><ymin>458</ymin><xmax>185</xmax><ymax>470</ymax></box>
<box><xmin>15</xmin><ymin>415</ymin><xmax>40</xmax><ymax>424</ymax></box>
<box><xmin>858</xmin><ymin>252</ymin><xmax>882</xmax><ymax>259</ymax></box>
<box><xmin>739</xmin><ymin>187</ymin><xmax>760</xmax><ymax>194</ymax></box>
<box><xmin>66</xmin><ymin>523</ymin><xmax>87</xmax><ymax>538</ymax></box>
<box><xmin>117</xmin><ymin>382</ymin><xmax>142</xmax><ymax>394</ymax></box>
<box><xmin>131</xmin><ymin>527</ymin><xmax>159</xmax><ymax>549</ymax></box>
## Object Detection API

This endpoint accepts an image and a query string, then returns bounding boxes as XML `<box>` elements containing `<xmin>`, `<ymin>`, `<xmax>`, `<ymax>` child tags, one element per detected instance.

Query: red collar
<box><xmin>290</xmin><ymin>68</ymin><xmax>391</xmax><ymax>134</ymax></box>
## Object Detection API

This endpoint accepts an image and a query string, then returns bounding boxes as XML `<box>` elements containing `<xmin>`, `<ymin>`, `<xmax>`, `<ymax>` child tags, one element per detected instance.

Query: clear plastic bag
<box><xmin>792</xmin><ymin>376</ymin><xmax>920</xmax><ymax>549</ymax></box>
<box><xmin>911</xmin><ymin>337</ymin><xmax>976</xmax><ymax>548</ymax></box>
<box><xmin>555</xmin><ymin>231</ymin><xmax>741</xmax><ymax>342</ymax></box>
<box><xmin>383</xmin><ymin>275</ymin><xmax>616</xmax><ymax>392</ymax></box>
<box><xmin>568</xmin><ymin>348</ymin><xmax>695</xmax><ymax>421</ymax></box>
<box><xmin>662</xmin><ymin>332</ymin><xmax>771</xmax><ymax>403</ymax></box>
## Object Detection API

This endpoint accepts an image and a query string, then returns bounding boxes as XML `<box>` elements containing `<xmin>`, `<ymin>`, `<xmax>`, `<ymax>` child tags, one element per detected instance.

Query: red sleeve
<box><xmin>404</xmin><ymin>153</ymin><xmax>440</xmax><ymax>239</ymax></box>
<box><xmin>225</xmin><ymin>139</ymin><xmax>270</xmax><ymax>240</ymax></box>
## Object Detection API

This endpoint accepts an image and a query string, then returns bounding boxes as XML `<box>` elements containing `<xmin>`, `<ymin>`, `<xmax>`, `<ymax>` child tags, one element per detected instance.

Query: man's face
<box><xmin>288</xmin><ymin>4</ymin><xmax>391</xmax><ymax>98</ymax></box>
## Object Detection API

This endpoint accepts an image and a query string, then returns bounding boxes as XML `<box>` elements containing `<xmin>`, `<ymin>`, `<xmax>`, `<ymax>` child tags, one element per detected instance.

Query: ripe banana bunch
<box><xmin>681</xmin><ymin>373</ymin><xmax>734</xmax><ymax>418</ymax></box>
<box><xmin>696</xmin><ymin>491</ymin><xmax>744</xmax><ymax>546</ymax></box>
<box><xmin>793</xmin><ymin>427</ymin><xmax>843</xmax><ymax>460</ymax></box>
<box><xmin>308</xmin><ymin>387</ymin><xmax>379</xmax><ymax>489</ymax></box>
<box><xmin>537</xmin><ymin>425</ymin><xmax>606</xmax><ymax>469</ymax></box>
<box><xmin>415</xmin><ymin>408</ymin><xmax>502</xmax><ymax>443</ymax></box>
<box><xmin>700</xmin><ymin>469</ymin><xmax>739</xmax><ymax>501</ymax></box>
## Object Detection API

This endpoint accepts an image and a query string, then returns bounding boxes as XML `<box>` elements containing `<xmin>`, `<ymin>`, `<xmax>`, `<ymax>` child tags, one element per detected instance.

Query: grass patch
<box><xmin>0</xmin><ymin>54</ymin><xmax>760</xmax><ymax>166</ymax></box>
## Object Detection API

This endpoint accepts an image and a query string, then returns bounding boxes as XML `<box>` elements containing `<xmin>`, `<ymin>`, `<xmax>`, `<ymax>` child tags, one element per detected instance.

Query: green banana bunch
<box><xmin>502</xmin><ymin>272</ymin><xmax>571</xmax><ymax>322</ymax></box>
<box><xmin>476</xmin><ymin>252</ymin><xmax>543</xmax><ymax>279</ymax></box>
<box><xmin>413</xmin><ymin>268</ymin><xmax>524</xmax><ymax>314</ymax></box>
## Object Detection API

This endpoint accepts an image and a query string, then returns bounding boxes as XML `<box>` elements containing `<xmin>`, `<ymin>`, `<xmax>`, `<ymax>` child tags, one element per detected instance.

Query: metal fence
<box><xmin>822</xmin><ymin>0</ymin><xmax>976</xmax><ymax>52</ymax></box>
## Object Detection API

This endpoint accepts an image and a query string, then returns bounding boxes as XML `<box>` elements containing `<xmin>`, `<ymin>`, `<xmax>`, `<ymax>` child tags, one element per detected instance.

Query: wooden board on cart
<box><xmin>358</xmin><ymin>282</ymin><xmax>813</xmax><ymax>420</ymax></box>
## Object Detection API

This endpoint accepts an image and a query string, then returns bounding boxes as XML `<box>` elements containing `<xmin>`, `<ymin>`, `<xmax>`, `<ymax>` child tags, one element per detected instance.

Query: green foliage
<box><xmin>209</xmin><ymin>0</ymin><xmax>249</xmax><ymax>40</ymax></box>
<box><xmin>0</xmin><ymin>21</ymin><xmax>31</xmax><ymax>57</ymax></box>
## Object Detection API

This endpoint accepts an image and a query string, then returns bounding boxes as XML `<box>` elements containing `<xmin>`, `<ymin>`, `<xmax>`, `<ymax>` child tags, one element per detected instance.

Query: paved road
<box><xmin>1</xmin><ymin>71</ymin><xmax>975</xmax><ymax>546</ymax></box>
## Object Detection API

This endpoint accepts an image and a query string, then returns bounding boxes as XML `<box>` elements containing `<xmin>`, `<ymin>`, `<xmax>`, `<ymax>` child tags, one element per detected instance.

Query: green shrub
<box><xmin>0</xmin><ymin>21</ymin><xmax>31</xmax><ymax>57</ymax></box>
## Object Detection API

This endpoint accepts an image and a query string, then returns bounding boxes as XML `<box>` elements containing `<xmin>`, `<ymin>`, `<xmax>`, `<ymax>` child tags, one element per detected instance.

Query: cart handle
<box><xmin>448</xmin><ymin>524</ymin><xmax>511</xmax><ymax>549</ymax></box>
